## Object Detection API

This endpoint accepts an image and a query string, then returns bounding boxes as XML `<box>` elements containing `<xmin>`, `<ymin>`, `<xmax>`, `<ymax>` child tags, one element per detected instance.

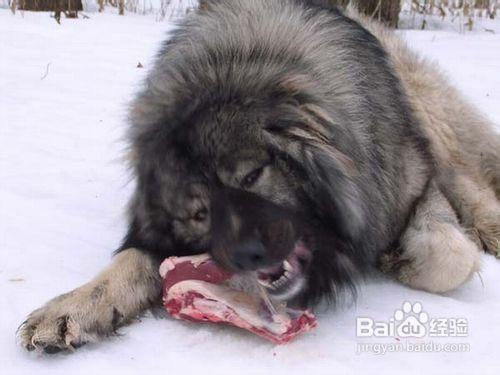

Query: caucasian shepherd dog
<box><xmin>19</xmin><ymin>0</ymin><xmax>500</xmax><ymax>353</ymax></box>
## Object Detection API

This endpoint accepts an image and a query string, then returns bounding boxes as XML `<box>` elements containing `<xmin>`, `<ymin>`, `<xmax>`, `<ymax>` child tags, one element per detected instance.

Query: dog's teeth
<box><xmin>271</xmin><ymin>273</ymin><xmax>291</xmax><ymax>289</ymax></box>
<box><xmin>284</xmin><ymin>271</ymin><xmax>292</xmax><ymax>278</ymax></box>
<box><xmin>259</xmin><ymin>277</ymin><xmax>279</xmax><ymax>290</ymax></box>
<box><xmin>283</xmin><ymin>260</ymin><xmax>293</xmax><ymax>272</ymax></box>
<box><xmin>257</xmin><ymin>279</ymin><xmax>272</xmax><ymax>288</ymax></box>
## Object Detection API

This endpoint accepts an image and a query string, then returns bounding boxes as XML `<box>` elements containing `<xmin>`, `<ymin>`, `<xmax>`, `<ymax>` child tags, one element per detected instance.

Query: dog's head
<box><xmin>126</xmin><ymin>68</ymin><xmax>370</xmax><ymax>306</ymax></box>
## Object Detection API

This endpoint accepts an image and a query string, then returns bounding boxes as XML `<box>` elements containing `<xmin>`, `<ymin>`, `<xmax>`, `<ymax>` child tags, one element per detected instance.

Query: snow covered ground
<box><xmin>1</xmin><ymin>9</ymin><xmax>499</xmax><ymax>375</ymax></box>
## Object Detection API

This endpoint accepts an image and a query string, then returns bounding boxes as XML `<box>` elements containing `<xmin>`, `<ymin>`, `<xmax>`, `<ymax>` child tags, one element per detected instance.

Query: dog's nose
<box><xmin>231</xmin><ymin>239</ymin><xmax>267</xmax><ymax>271</ymax></box>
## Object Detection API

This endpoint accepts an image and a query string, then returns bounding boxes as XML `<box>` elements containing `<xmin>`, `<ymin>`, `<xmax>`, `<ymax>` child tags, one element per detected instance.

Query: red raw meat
<box><xmin>160</xmin><ymin>254</ymin><xmax>317</xmax><ymax>344</ymax></box>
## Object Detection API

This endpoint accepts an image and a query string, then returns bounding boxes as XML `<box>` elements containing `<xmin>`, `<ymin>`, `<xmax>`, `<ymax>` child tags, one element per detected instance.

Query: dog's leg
<box><xmin>18</xmin><ymin>248</ymin><xmax>161</xmax><ymax>353</ymax></box>
<box><xmin>380</xmin><ymin>181</ymin><xmax>482</xmax><ymax>293</ymax></box>
<box><xmin>441</xmin><ymin>173</ymin><xmax>500</xmax><ymax>257</ymax></box>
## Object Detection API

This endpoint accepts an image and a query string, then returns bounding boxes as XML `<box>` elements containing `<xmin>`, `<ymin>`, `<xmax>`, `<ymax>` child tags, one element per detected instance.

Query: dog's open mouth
<box><xmin>160</xmin><ymin>250</ymin><xmax>317</xmax><ymax>344</ymax></box>
<box><xmin>256</xmin><ymin>241</ymin><xmax>311</xmax><ymax>301</ymax></box>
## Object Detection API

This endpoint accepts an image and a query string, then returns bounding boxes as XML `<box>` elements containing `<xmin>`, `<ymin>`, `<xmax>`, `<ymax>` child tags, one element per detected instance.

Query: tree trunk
<box><xmin>199</xmin><ymin>0</ymin><xmax>209</xmax><ymax>11</ymax></box>
<box><xmin>118</xmin><ymin>0</ymin><xmax>125</xmax><ymax>15</ymax></box>
<box><xmin>10</xmin><ymin>0</ymin><xmax>17</xmax><ymax>14</ymax></box>
<box><xmin>19</xmin><ymin>0</ymin><xmax>82</xmax><ymax>12</ymax></box>
<box><xmin>360</xmin><ymin>0</ymin><xmax>401</xmax><ymax>28</ymax></box>
<box><xmin>320</xmin><ymin>0</ymin><xmax>401</xmax><ymax>28</ymax></box>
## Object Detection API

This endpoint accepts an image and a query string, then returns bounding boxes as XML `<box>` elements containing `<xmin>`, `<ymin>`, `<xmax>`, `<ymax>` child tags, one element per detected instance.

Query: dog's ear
<box><xmin>117</xmin><ymin>202</ymin><xmax>176</xmax><ymax>260</ymax></box>
<box><xmin>265</xmin><ymin>103</ymin><xmax>366</xmax><ymax>241</ymax></box>
<box><xmin>118</xmin><ymin>133</ymin><xmax>192</xmax><ymax>257</ymax></box>
<box><xmin>301</xmin><ymin>142</ymin><xmax>366</xmax><ymax>241</ymax></box>
<box><xmin>117</xmin><ymin>174</ymin><xmax>176</xmax><ymax>257</ymax></box>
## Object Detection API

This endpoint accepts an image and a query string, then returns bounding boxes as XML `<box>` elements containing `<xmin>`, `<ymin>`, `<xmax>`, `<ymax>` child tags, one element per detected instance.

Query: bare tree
<box><xmin>19</xmin><ymin>0</ymin><xmax>82</xmax><ymax>13</ymax></box>
<box><xmin>361</xmin><ymin>0</ymin><xmax>401</xmax><ymax>28</ymax></box>
<box><xmin>199</xmin><ymin>0</ymin><xmax>209</xmax><ymax>10</ymax></box>
<box><xmin>10</xmin><ymin>0</ymin><xmax>17</xmax><ymax>14</ymax></box>
<box><xmin>304</xmin><ymin>0</ymin><xmax>402</xmax><ymax>27</ymax></box>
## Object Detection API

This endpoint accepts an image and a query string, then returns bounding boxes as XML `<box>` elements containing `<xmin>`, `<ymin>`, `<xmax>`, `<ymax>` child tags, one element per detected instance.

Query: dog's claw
<box><xmin>43</xmin><ymin>345</ymin><xmax>63</xmax><ymax>354</ymax></box>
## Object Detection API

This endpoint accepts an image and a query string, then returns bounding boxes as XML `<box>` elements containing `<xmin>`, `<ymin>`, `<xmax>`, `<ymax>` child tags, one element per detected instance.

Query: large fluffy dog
<box><xmin>19</xmin><ymin>0</ymin><xmax>500</xmax><ymax>353</ymax></box>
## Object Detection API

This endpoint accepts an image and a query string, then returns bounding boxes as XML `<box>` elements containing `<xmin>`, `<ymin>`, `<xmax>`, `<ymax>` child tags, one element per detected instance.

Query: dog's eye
<box><xmin>241</xmin><ymin>166</ymin><xmax>264</xmax><ymax>189</ymax></box>
<box><xmin>193</xmin><ymin>208</ymin><xmax>208</xmax><ymax>222</ymax></box>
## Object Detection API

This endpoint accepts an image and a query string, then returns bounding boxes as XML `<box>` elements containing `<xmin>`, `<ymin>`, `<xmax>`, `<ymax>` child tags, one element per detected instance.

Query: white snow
<box><xmin>1</xmin><ymin>9</ymin><xmax>499</xmax><ymax>375</ymax></box>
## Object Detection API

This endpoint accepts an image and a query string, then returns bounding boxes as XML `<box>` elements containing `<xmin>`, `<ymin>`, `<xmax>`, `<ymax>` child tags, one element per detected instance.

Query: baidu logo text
<box><xmin>356</xmin><ymin>301</ymin><xmax>468</xmax><ymax>338</ymax></box>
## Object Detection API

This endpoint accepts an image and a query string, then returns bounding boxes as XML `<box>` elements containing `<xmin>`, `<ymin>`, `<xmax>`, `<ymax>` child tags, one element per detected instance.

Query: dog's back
<box><xmin>352</xmin><ymin>12</ymin><xmax>500</xmax><ymax>252</ymax></box>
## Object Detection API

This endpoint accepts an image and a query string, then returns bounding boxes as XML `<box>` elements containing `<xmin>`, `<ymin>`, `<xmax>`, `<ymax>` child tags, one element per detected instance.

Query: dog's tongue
<box><xmin>160</xmin><ymin>254</ymin><xmax>317</xmax><ymax>344</ymax></box>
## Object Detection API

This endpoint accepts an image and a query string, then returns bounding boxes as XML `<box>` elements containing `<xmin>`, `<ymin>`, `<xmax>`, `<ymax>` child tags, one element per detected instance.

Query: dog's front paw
<box><xmin>18</xmin><ymin>311</ymin><xmax>87</xmax><ymax>353</ymax></box>
<box><xmin>18</xmin><ymin>285</ymin><xmax>123</xmax><ymax>354</ymax></box>
<box><xmin>18</xmin><ymin>249</ymin><xmax>162</xmax><ymax>354</ymax></box>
